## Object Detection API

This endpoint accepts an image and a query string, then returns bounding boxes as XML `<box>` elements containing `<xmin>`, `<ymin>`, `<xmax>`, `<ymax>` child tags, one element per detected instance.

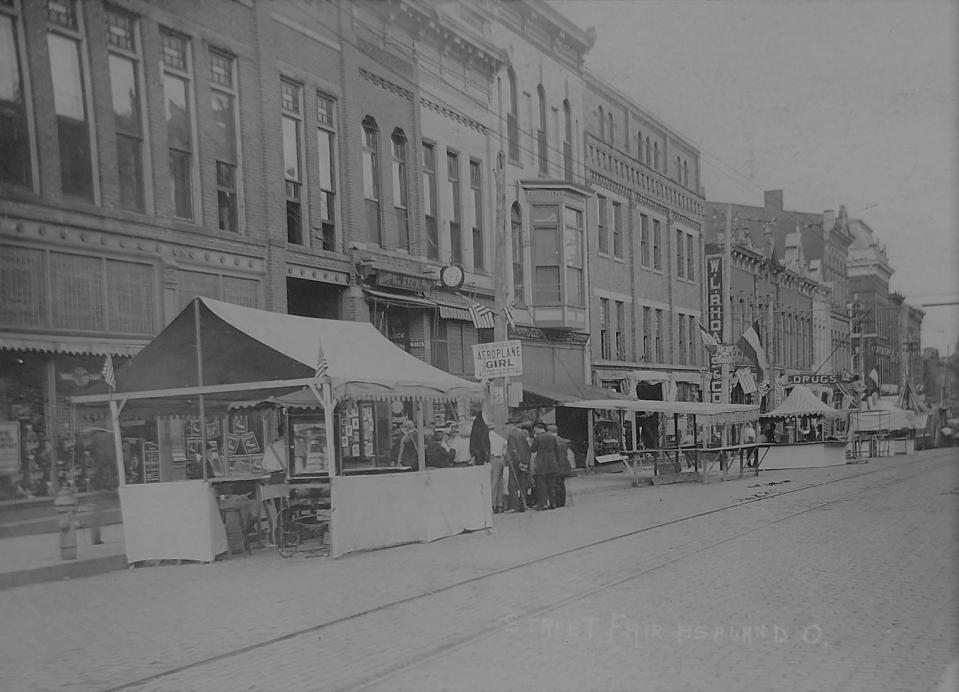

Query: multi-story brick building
<box><xmin>847</xmin><ymin>217</ymin><xmax>895</xmax><ymax>391</ymax></box>
<box><xmin>704</xmin><ymin>190</ymin><xmax>852</xmax><ymax>403</ymax></box>
<box><xmin>582</xmin><ymin>75</ymin><xmax>706</xmax><ymax>403</ymax></box>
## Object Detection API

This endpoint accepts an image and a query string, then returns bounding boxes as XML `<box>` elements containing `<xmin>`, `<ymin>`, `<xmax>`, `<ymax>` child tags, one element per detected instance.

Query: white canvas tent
<box><xmin>72</xmin><ymin>298</ymin><xmax>489</xmax><ymax>561</ymax></box>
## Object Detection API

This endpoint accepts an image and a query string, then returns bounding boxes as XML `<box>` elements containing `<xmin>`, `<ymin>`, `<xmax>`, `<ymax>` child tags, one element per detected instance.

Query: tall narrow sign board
<box><xmin>705</xmin><ymin>254</ymin><xmax>724</xmax><ymax>403</ymax></box>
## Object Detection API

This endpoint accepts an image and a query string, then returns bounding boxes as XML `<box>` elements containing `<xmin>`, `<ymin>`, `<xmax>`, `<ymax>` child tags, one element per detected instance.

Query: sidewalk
<box><xmin>0</xmin><ymin>523</ymin><xmax>127</xmax><ymax>591</ymax></box>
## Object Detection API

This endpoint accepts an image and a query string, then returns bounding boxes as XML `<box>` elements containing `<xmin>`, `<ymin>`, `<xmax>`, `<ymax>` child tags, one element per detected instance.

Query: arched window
<box><xmin>537</xmin><ymin>84</ymin><xmax>547</xmax><ymax>173</ymax></box>
<box><xmin>645</xmin><ymin>136</ymin><xmax>651</xmax><ymax>165</ymax></box>
<box><xmin>391</xmin><ymin>129</ymin><xmax>409</xmax><ymax>250</ymax></box>
<box><xmin>598</xmin><ymin>105</ymin><xmax>605</xmax><ymax>140</ymax></box>
<box><xmin>511</xmin><ymin>202</ymin><xmax>524</xmax><ymax>305</ymax></box>
<box><xmin>506</xmin><ymin>67</ymin><xmax>519</xmax><ymax>160</ymax></box>
<box><xmin>636</xmin><ymin>131</ymin><xmax>642</xmax><ymax>161</ymax></box>
<box><xmin>683</xmin><ymin>160</ymin><xmax>689</xmax><ymax>187</ymax></box>
<box><xmin>562</xmin><ymin>99</ymin><xmax>573</xmax><ymax>181</ymax></box>
<box><xmin>653</xmin><ymin>141</ymin><xmax>659</xmax><ymax>169</ymax></box>
<box><xmin>361</xmin><ymin>116</ymin><xmax>381</xmax><ymax>244</ymax></box>
<box><xmin>676</xmin><ymin>156</ymin><xmax>681</xmax><ymax>181</ymax></box>
<box><xmin>607</xmin><ymin>112</ymin><xmax>614</xmax><ymax>146</ymax></box>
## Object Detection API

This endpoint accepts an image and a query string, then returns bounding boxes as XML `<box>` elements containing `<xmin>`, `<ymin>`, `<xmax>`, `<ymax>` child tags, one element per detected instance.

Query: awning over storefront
<box><xmin>362</xmin><ymin>288</ymin><xmax>435</xmax><ymax>309</ymax></box>
<box><xmin>0</xmin><ymin>333</ymin><xmax>148</xmax><ymax>357</ymax></box>
<box><xmin>429</xmin><ymin>293</ymin><xmax>473</xmax><ymax>322</ymax></box>
<box><xmin>522</xmin><ymin>381</ymin><xmax>630</xmax><ymax>406</ymax></box>
<box><xmin>563</xmin><ymin>398</ymin><xmax>759</xmax><ymax>425</ymax></box>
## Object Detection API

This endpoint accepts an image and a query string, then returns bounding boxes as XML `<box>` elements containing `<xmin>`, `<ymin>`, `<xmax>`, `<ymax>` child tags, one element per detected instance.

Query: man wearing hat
<box><xmin>505</xmin><ymin>417</ymin><xmax>531</xmax><ymax>512</ymax></box>
<box><xmin>530</xmin><ymin>421</ymin><xmax>559</xmax><ymax>510</ymax></box>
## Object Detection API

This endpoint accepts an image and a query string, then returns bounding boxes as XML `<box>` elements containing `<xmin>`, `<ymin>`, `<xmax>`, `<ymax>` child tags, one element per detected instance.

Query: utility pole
<box><xmin>491</xmin><ymin>151</ymin><xmax>509</xmax><ymax>432</ymax></box>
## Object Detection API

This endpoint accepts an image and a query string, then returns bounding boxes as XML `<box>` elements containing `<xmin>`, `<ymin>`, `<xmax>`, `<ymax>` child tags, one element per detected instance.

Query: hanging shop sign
<box><xmin>705</xmin><ymin>254</ymin><xmax>724</xmax><ymax>403</ymax></box>
<box><xmin>439</xmin><ymin>263</ymin><xmax>465</xmax><ymax>290</ymax></box>
<box><xmin>785</xmin><ymin>373</ymin><xmax>857</xmax><ymax>386</ymax></box>
<box><xmin>473</xmin><ymin>340</ymin><xmax>524</xmax><ymax>379</ymax></box>
<box><xmin>374</xmin><ymin>269</ymin><xmax>434</xmax><ymax>294</ymax></box>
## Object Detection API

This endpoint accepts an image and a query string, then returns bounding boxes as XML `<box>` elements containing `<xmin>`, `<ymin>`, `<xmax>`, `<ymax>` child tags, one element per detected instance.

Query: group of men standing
<box><xmin>498</xmin><ymin>419</ymin><xmax>573</xmax><ymax>513</ymax></box>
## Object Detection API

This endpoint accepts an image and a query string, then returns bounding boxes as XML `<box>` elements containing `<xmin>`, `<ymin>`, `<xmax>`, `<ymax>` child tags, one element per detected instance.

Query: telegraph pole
<box><xmin>491</xmin><ymin>150</ymin><xmax>509</xmax><ymax>432</ymax></box>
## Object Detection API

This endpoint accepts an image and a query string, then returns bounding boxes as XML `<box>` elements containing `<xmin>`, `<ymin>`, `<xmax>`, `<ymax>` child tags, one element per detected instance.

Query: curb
<box><xmin>0</xmin><ymin>553</ymin><xmax>129</xmax><ymax>592</ymax></box>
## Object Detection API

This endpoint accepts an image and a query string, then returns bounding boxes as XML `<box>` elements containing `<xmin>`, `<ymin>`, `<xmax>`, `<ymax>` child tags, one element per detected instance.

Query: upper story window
<box><xmin>676</xmin><ymin>156</ymin><xmax>681</xmax><ymax>182</ymax></box>
<box><xmin>1</xmin><ymin>4</ymin><xmax>33</xmax><ymax>189</ymax></box>
<box><xmin>598</xmin><ymin>105</ymin><xmax>605</xmax><ymax>140</ymax></box>
<box><xmin>686</xmin><ymin>234</ymin><xmax>695</xmax><ymax>280</ymax></box>
<box><xmin>564</xmin><ymin>206</ymin><xmax>584</xmax><ymax>306</ymax></box>
<box><xmin>361</xmin><ymin>116</ymin><xmax>381</xmax><ymax>245</ymax></box>
<box><xmin>683</xmin><ymin>160</ymin><xmax>689</xmax><ymax>187</ymax></box>
<box><xmin>640</xmin><ymin>214</ymin><xmax>650</xmax><ymax>267</ymax></box>
<box><xmin>599</xmin><ymin>297</ymin><xmax>611</xmax><ymax>359</ymax></box>
<box><xmin>653</xmin><ymin>141</ymin><xmax>659</xmax><ymax>170</ymax></box>
<box><xmin>49</xmin><ymin>0</ymin><xmax>94</xmax><ymax>201</ymax></box>
<box><xmin>506</xmin><ymin>67</ymin><xmax>519</xmax><ymax>161</ymax></box>
<box><xmin>315</xmin><ymin>92</ymin><xmax>337</xmax><ymax>251</ymax></box>
<box><xmin>281</xmin><ymin>80</ymin><xmax>304</xmax><ymax>243</ymax></box>
<box><xmin>511</xmin><ymin>202</ymin><xmax>524</xmax><ymax>305</ymax></box>
<box><xmin>423</xmin><ymin>142</ymin><xmax>438</xmax><ymax>260</ymax></box>
<box><xmin>653</xmin><ymin>218</ymin><xmax>662</xmax><ymax>269</ymax></box>
<box><xmin>107</xmin><ymin>6</ymin><xmax>145</xmax><ymax>212</ymax></box>
<box><xmin>470</xmin><ymin>159</ymin><xmax>484</xmax><ymax>271</ymax></box>
<box><xmin>597</xmin><ymin>195</ymin><xmax>608</xmax><ymax>255</ymax></box>
<box><xmin>676</xmin><ymin>228</ymin><xmax>684</xmax><ymax>278</ymax></box>
<box><xmin>645</xmin><ymin>137</ymin><xmax>651</xmax><ymax>166</ymax></box>
<box><xmin>607</xmin><ymin>112</ymin><xmax>614</xmax><ymax>147</ymax></box>
<box><xmin>391</xmin><ymin>129</ymin><xmax>409</xmax><ymax>251</ymax></box>
<box><xmin>447</xmin><ymin>150</ymin><xmax>462</xmax><ymax>264</ymax></box>
<box><xmin>210</xmin><ymin>49</ymin><xmax>239</xmax><ymax>232</ymax></box>
<box><xmin>612</xmin><ymin>201</ymin><xmax>623</xmax><ymax>259</ymax></box>
<box><xmin>536</xmin><ymin>84</ymin><xmax>547</xmax><ymax>174</ymax></box>
<box><xmin>615</xmin><ymin>300</ymin><xmax>626</xmax><ymax>360</ymax></box>
<box><xmin>562</xmin><ymin>99</ymin><xmax>572</xmax><ymax>182</ymax></box>
<box><xmin>161</xmin><ymin>29</ymin><xmax>196</xmax><ymax>220</ymax></box>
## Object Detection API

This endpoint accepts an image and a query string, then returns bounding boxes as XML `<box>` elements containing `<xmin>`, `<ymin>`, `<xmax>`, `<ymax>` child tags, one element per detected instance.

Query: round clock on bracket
<box><xmin>439</xmin><ymin>263</ymin><xmax>465</xmax><ymax>290</ymax></box>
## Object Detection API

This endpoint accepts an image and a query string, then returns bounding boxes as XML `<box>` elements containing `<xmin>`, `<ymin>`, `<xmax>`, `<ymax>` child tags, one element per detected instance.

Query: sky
<box><xmin>553</xmin><ymin>0</ymin><xmax>959</xmax><ymax>355</ymax></box>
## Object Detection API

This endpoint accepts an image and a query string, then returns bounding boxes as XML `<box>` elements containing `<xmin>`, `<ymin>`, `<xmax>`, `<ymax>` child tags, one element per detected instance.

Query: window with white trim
<box><xmin>210</xmin><ymin>48</ymin><xmax>239</xmax><ymax>231</ymax></box>
<box><xmin>161</xmin><ymin>29</ymin><xmax>196</xmax><ymax>219</ymax></box>
<box><xmin>282</xmin><ymin>80</ymin><xmax>304</xmax><ymax>243</ymax></box>
<box><xmin>106</xmin><ymin>6</ymin><xmax>144</xmax><ymax>211</ymax></box>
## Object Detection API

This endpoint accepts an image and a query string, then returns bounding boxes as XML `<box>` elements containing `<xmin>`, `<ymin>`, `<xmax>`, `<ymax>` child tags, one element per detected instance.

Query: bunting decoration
<box><xmin>504</xmin><ymin>303</ymin><xmax>515</xmax><ymax>330</ymax></box>
<box><xmin>735</xmin><ymin>320</ymin><xmax>770</xmax><ymax>386</ymax></box>
<box><xmin>698</xmin><ymin>321</ymin><xmax>719</xmax><ymax>351</ymax></box>
<box><xmin>467</xmin><ymin>300</ymin><xmax>495</xmax><ymax>329</ymax></box>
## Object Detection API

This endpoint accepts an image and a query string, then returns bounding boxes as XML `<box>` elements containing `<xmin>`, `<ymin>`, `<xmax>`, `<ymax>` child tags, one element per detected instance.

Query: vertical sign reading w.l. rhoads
<box><xmin>705</xmin><ymin>254</ymin><xmax>724</xmax><ymax>403</ymax></box>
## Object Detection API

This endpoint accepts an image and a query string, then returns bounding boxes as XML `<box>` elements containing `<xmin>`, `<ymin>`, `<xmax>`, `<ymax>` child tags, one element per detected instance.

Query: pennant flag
<box><xmin>315</xmin><ymin>345</ymin><xmax>329</xmax><ymax>379</ymax></box>
<box><xmin>698</xmin><ymin>321</ymin><xmax>719</xmax><ymax>351</ymax></box>
<box><xmin>757</xmin><ymin>381</ymin><xmax>770</xmax><ymax>398</ymax></box>
<box><xmin>503</xmin><ymin>303</ymin><xmax>515</xmax><ymax>330</ymax></box>
<box><xmin>467</xmin><ymin>300</ymin><xmax>495</xmax><ymax>329</ymax></box>
<box><xmin>735</xmin><ymin>320</ymin><xmax>770</xmax><ymax>384</ymax></box>
<box><xmin>101</xmin><ymin>355</ymin><xmax>116</xmax><ymax>390</ymax></box>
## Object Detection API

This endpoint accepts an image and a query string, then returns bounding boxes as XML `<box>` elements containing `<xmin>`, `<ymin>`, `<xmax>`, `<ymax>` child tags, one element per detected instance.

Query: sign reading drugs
<box><xmin>473</xmin><ymin>340</ymin><xmax>523</xmax><ymax>379</ymax></box>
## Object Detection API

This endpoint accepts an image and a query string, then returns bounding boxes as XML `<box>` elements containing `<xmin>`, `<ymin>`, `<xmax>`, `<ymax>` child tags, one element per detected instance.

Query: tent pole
<box><xmin>194</xmin><ymin>299</ymin><xmax>208</xmax><ymax>481</ymax></box>
<box><xmin>312</xmin><ymin>382</ymin><xmax>337</xmax><ymax>477</ymax></box>
<box><xmin>110</xmin><ymin>398</ymin><xmax>127</xmax><ymax>488</ymax></box>
<box><xmin>416</xmin><ymin>400</ymin><xmax>425</xmax><ymax>471</ymax></box>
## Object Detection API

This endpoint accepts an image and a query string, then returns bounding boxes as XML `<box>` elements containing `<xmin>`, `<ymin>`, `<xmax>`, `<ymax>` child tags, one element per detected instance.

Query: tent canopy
<box><xmin>521</xmin><ymin>381</ymin><xmax>631</xmax><ymax>406</ymax></box>
<box><xmin>563</xmin><ymin>399</ymin><xmax>759</xmax><ymax>425</ymax></box>
<box><xmin>77</xmin><ymin>298</ymin><xmax>484</xmax><ymax>405</ymax></box>
<box><xmin>850</xmin><ymin>407</ymin><xmax>918</xmax><ymax>433</ymax></box>
<box><xmin>762</xmin><ymin>384</ymin><xmax>848</xmax><ymax>420</ymax></box>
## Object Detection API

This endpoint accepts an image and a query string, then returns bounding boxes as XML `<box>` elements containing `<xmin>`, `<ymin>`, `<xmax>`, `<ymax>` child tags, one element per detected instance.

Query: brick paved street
<box><xmin>0</xmin><ymin>450</ymin><xmax>956</xmax><ymax>692</ymax></box>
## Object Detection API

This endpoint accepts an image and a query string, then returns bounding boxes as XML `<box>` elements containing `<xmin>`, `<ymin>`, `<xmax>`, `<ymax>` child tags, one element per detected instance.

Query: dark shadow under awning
<box><xmin>521</xmin><ymin>381</ymin><xmax>629</xmax><ymax>406</ymax></box>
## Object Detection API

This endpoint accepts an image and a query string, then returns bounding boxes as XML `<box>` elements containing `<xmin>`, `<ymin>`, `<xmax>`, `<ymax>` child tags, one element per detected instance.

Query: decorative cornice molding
<box><xmin>419</xmin><ymin>95</ymin><xmax>488</xmax><ymax>133</ymax></box>
<box><xmin>359</xmin><ymin>68</ymin><xmax>414</xmax><ymax>101</ymax></box>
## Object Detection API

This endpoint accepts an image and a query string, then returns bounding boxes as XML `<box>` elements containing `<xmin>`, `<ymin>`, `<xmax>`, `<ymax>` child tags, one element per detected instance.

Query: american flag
<box><xmin>101</xmin><ymin>355</ymin><xmax>116</xmax><ymax>390</ymax></box>
<box><xmin>315</xmin><ymin>347</ymin><xmax>329</xmax><ymax>379</ymax></box>
<box><xmin>757</xmin><ymin>381</ymin><xmax>770</xmax><ymax>398</ymax></box>
<box><xmin>468</xmin><ymin>300</ymin><xmax>495</xmax><ymax>329</ymax></box>
<box><xmin>503</xmin><ymin>303</ymin><xmax>515</xmax><ymax>330</ymax></box>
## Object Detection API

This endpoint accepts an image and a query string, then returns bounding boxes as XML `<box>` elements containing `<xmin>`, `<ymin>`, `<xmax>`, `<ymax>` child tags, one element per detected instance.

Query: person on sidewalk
<box><xmin>530</xmin><ymin>422</ymin><xmax>558</xmax><ymax>510</ymax></box>
<box><xmin>469</xmin><ymin>410</ymin><xmax>490</xmax><ymax>466</ymax></box>
<box><xmin>550</xmin><ymin>426</ymin><xmax>572</xmax><ymax>508</ymax></box>
<box><xmin>505</xmin><ymin>418</ymin><xmax>531</xmax><ymax>512</ymax></box>
<box><xmin>489</xmin><ymin>426</ymin><xmax>507</xmax><ymax>513</ymax></box>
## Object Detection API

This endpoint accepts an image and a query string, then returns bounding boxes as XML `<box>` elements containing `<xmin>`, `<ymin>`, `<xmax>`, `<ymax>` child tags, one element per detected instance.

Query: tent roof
<box><xmin>521</xmin><ymin>381</ymin><xmax>631</xmax><ymax>406</ymax></box>
<box><xmin>762</xmin><ymin>384</ymin><xmax>847</xmax><ymax>419</ymax></box>
<box><xmin>99</xmin><ymin>298</ymin><xmax>484</xmax><ymax>404</ymax></box>
<box><xmin>562</xmin><ymin>399</ymin><xmax>759</xmax><ymax>424</ymax></box>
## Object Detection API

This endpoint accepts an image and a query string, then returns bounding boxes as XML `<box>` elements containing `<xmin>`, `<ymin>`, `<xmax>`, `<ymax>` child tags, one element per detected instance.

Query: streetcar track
<box><xmin>105</xmin><ymin>455</ymin><xmax>943</xmax><ymax>692</ymax></box>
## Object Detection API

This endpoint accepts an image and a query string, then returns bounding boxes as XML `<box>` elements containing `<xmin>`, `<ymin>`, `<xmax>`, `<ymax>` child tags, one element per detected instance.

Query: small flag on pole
<box><xmin>467</xmin><ymin>300</ymin><xmax>495</xmax><ymax>329</ymax></box>
<box><xmin>504</xmin><ymin>303</ymin><xmax>515</xmax><ymax>330</ymax></box>
<box><xmin>315</xmin><ymin>345</ymin><xmax>329</xmax><ymax>379</ymax></box>
<box><xmin>101</xmin><ymin>355</ymin><xmax>116</xmax><ymax>390</ymax></box>
<box><xmin>698</xmin><ymin>321</ymin><xmax>719</xmax><ymax>351</ymax></box>
<box><xmin>736</xmin><ymin>320</ymin><xmax>770</xmax><ymax>386</ymax></box>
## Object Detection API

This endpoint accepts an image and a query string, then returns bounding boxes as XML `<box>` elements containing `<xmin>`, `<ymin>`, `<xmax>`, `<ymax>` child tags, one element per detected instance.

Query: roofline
<box><xmin>584</xmin><ymin>70</ymin><xmax>701</xmax><ymax>156</ymax></box>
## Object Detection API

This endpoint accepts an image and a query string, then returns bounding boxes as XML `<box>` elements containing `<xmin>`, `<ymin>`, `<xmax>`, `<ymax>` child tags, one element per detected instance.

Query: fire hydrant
<box><xmin>54</xmin><ymin>487</ymin><xmax>79</xmax><ymax>560</ymax></box>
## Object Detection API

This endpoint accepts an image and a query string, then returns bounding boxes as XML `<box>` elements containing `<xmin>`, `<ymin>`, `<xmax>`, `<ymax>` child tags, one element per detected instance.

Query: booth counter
<box><xmin>759</xmin><ymin>440</ymin><xmax>847</xmax><ymax>470</ymax></box>
<box><xmin>72</xmin><ymin>298</ymin><xmax>488</xmax><ymax>564</ymax></box>
<box><xmin>759</xmin><ymin>385</ymin><xmax>849</xmax><ymax>470</ymax></box>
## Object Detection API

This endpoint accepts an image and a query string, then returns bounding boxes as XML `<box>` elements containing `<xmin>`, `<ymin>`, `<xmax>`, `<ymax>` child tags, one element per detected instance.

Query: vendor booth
<box><xmin>849</xmin><ymin>404</ymin><xmax>919</xmax><ymax>458</ymax></box>
<box><xmin>71</xmin><ymin>298</ymin><xmax>488</xmax><ymax>563</ymax></box>
<box><xmin>563</xmin><ymin>399</ymin><xmax>760</xmax><ymax>484</ymax></box>
<box><xmin>758</xmin><ymin>384</ymin><xmax>849</xmax><ymax>470</ymax></box>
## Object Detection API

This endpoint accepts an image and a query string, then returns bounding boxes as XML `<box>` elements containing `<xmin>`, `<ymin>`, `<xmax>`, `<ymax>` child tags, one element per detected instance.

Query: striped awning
<box><xmin>429</xmin><ymin>294</ymin><xmax>472</xmax><ymax>322</ymax></box>
<box><xmin>0</xmin><ymin>333</ymin><xmax>148</xmax><ymax>357</ymax></box>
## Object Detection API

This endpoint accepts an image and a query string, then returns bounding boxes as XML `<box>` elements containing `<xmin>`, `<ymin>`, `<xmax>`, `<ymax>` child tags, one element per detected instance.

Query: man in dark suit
<box><xmin>530</xmin><ymin>421</ymin><xmax>558</xmax><ymax>510</ymax></box>
<box><xmin>425</xmin><ymin>432</ymin><xmax>454</xmax><ymax>468</ymax></box>
<box><xmin>550</xmin><ymin>425</ymin><xmax>571</xmax><ymax>508</ymax></box>
<box><xmin>505</xmin><ymin>418</ymin><xmax>531</xmax><ymax>512</ymax></box>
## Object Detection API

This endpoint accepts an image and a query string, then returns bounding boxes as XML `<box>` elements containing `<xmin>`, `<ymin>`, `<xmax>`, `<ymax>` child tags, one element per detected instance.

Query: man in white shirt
<box><xmin>488</xmin><ymin>427</ymin><xmax>508</xmax><ymax>513</ymax></box>
<box><xmin>448</xmin><ymin>422</ymin><xmax>472</xmax><ymax>466</ymax></box>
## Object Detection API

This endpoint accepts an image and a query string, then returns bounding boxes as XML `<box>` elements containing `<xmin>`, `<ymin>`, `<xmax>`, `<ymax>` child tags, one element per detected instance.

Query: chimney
<box><xmin>764</xmin><ymin>189</ymin><xmax>783</xmax><ymax>212</ymax></box>
<box><xmin>822</xmin><ymin>209</ymin><xmax>836</xmax><ymax>233</ymax></box>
